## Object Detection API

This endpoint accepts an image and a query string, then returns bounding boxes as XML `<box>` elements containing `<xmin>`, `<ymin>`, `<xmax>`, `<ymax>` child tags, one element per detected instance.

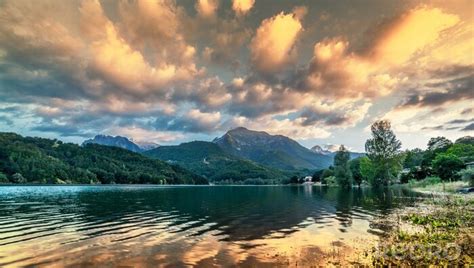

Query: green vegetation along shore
<box><xmin>368</xmin><ymin>186</ymin><xmax>473</xmax><ymax>266</ymax></box>
<box><xmin>312</xmin><ymin>120</ymin><xmax>474</xmax><ymax>190</ymax></box>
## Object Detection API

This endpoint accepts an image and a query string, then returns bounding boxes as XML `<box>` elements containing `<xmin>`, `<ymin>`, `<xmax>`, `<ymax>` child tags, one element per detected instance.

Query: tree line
<box><xmin>313</xmin><ymin>120</ymin><xmax>474</xmax><ymax>188</ymax></box>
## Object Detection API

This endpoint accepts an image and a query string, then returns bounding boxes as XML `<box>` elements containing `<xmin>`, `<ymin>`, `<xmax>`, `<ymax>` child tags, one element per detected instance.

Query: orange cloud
<box><xmin>80</xmin><ymin>0</ymin><xmax>198</xmax><ymax>95</ymax></box>
<box><xmin>250</xmin><ymin>10</ymin><xmax>304</xmax><ymax>73</ymax></box>
<box><xmin>370</xmin><ymin>6</ymin><xmax>460</xmax><ymax>65</ymax></box>
<box><xmin>232</xmin><ymin>0</ymin><xmax>255</xmax><ymax>16</ymax></box>
<box><xmin>303</xmin><ymin>6</ymin><xmax>460</xmax><ymax>100</ymax></box>
<box><xmin>196</xmin><ymin>0</ymin><xmax>219</xmax><ymax>18</ymax></box>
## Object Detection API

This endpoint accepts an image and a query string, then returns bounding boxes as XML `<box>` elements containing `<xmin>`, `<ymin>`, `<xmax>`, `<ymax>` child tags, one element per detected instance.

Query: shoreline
<box><xmin>367</xmin><ymin>185</ymin><xmax>473</xmax><ymax>266</ymax></box>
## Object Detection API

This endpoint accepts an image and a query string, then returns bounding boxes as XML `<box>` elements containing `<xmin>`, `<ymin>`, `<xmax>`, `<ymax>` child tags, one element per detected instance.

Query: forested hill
<box><xmin>144</xmin><ymin>141</ymin><xmax>288</xmax><ymax>184</ymax></box>
<box><xmin>0</xmin><ymin>132</ymin><xmax>207</xmax><ymax>185</ymax></box>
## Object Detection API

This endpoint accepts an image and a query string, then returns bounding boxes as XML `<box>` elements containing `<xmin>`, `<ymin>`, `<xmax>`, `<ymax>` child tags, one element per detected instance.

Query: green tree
<box><xmin>320</xmin><ymin>167</ymin><xmax>334</xmax><ymax>184</ymax></box>
<box><xmin>349</xmin><ymin>157</ymin><xmax>363</xmax><ymax>187</ymax></box>
<box><xmin>0</xmin><ymin>172</ymin><xmax>8</xmax><ymax>183</ymax></box>
<box><xmin>454</xmin><ymin>136</ymin><xmax>474</xmax><ymax>145</ymax></box>
<box><xmin>365</xmin><ymin>120</ymin><xmax>402</xmax><ymax>186</ymax></box>
<box><xmin>446</xmin><ymin>143</ymin><xmax>474</xmax><ymax>162</ymax></box>
<box><xmin>324</xmin><ymin>176</ymin><xmax>338</xmax><ymax>187</ymax></box>
<box><xmin>334</xmin><ymin>145</ymin><xmax>352</xmax><ymax>188</ymax></box>
<box><xmin>311</xmin><ymin>169</ymin><xmax>323</xmax><ymax>182</ymax></box>
<box><xmin>290</xmin><ymin>175</ymin><xmax>299</xmax><ymax>184</ymax></box>
<box><xmin>360</xmin><ymin>156</ymin><xmax>375</xmax><ymax>183</ymax></box>
<box><xmin>403</xmin><ymin>148</ymin><xmax>424</xmax><ymax>169</ymax></box>
<box><xmin>432</xmin><ymin>153</ymin><xmax>464</xmax><ymax>181</ymax></box>
<box><xmin>427</xmin><ymin>136</ymin><xmax>452</xmax><ymax>151</ymax></box>
<box><xmin>422</xmin><ymin>136</ymin><xmax>453</xmax><ymax>169</ymax></box>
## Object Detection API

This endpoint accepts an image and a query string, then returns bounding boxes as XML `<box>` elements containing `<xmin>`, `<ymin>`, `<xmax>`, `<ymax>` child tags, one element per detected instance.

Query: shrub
<box><xmin>458</xmin><ymin>169</ymin><xmax>474</xmax><ymax>187</ymax></box>
<box><xmin>0</xmin><ymin>172</ymin><xmax>8</xmax><ymax>183</ymax></box>
<box><xmin>324</xmin><ymin>176</ymin><xmax>338</xmax><ymax>187</ymax></box>
<box><xmin>408</xmin><ymin>176</ymin><xmax>441</xmax><ymax>188</ymax></box>
<box><xmin>12</xmin><ymin>173</ymin><xmax>27</xmax><ymax>183</ymax></box>
<box><xmin>289</xmin><ymin>175</ymin><xmax>299</xmax><ymax>184</ymax></box>
<box><xmin>243</xmin><ymin>178</ymin><xmax>266</xmax><ymax>185</ymax></box>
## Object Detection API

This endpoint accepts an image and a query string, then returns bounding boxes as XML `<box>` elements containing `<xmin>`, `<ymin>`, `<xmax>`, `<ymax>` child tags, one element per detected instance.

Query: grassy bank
<box><xmin>408</xmin><ymin>177</ymin><xmax>469</xmax><ymax>195</ymax></box>
<box><xmin>368</xmin><ymin>182</ymin><xmax>473</xmax><ymax>266</ymax></box>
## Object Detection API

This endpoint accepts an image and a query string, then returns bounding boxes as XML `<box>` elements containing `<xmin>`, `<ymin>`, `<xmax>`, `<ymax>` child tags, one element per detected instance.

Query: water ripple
<box><xmin>0</xmin><ymin>185</ymin><xmax>420</xmax><ymax>267</ymax></box>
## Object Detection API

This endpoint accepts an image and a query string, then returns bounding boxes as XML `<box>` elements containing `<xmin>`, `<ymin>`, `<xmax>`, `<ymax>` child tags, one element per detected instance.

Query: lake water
<box><xmin>0</xmin><ymin>185</ymin><xmax>420</xmax><ymax>267</ymax></box>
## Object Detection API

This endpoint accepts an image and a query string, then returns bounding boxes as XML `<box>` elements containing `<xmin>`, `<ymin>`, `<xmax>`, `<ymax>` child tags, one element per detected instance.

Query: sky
<box><xmin>0</xmin><ymin>0</ymin><xmax>472</xmax><ymax>151</ymax></box>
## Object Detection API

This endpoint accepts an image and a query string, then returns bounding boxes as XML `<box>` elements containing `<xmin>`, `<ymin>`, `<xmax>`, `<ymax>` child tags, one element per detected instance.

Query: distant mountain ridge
<box><xmin>310</xmin><ymin>145</ymin><xmax>333</xmax><ymax>155</ymax></box>
<box><xmin>213</xmin><ymin>127</ymin><xmax>333</xmax><ymax>170</ymax></box>
<box><xmin>311</xmin><ymin>144</ymin><xmax>365</xmax><ymax>160</ymax></box>
<box><xmin>133</xmin><ymin>140</ymin><xmax>160</xmax><ymax>151</ymax></box>
<box><xmin>83</xmin><ymin>128</ymin><xmax>363</xmax><ymax>173</ymax></box>
<box><xmin>83</xmin><ymin>135</ymin><xmax>158</xmax><ymax>152</ymax></box>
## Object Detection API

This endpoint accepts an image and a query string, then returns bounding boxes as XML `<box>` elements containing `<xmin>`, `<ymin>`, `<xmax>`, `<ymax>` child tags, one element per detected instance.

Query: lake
<box><xmin>0</xmin><ymin>185</ymin><xmax>420</xmax><ymax>267</ymax></box>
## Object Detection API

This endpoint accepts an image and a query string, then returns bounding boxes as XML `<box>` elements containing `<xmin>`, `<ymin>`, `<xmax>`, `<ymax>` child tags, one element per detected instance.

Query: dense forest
<box><xmin>0</xmin><ymin>133</ymin><xmax>207</xmax><ymax>185</ymax></box>
<box><xmin>144</xmin><ymin>141</ymin><xmax>288</xmax><ymax>184</ymax></box>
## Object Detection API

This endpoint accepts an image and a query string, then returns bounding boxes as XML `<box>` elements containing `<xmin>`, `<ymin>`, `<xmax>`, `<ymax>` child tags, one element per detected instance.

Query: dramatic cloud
<box><xmin>0</xmin><ymin>1</ymin><xmax>472</xmax><ymax>148</ymax></box>
<box><xmin>398</xmin><ymin>67</ymin><xmax>473</xmax><ymax>108</ymax></box>
<box><xmin>300</xmin><ymin>102</ymin><xmax>372</xmax><ymax>127</ymax></box>
<box><xmin>81</xmin><ymin>0</ymin><xmax>199</xmax><ymax>96</ymax></box>
<box><xmin>367</xmin><ymin>7</ymin><xmax>460</xmax><ymax>65</ymax></box>
<box><xmin>296</xmin><ymin>6</ymin><xmax>462</xmax><ymax>101</ymax></box>
<box><xmin>463</xmin><ymin>123</ymin><xmax>474</xmax><ymax>131</ymax></box>
<box><xmin>301</xmin><ymin>38</ymin><xmax>391</xmax><ymax>98</ymax></box>
<box><xmin>250</xmin><ymin>9</ymin><xmax>305</xmax><ymax>73</ymax></box>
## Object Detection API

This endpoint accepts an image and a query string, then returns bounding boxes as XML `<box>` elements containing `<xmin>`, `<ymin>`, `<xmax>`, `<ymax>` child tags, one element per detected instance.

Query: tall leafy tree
<box><xmin>334</xmin><ymin>145</ymin><xmax>352</xmax><ymax>188</ymax></box>
<box><xmin>422</xmin><ymin>136</ymin><xmax>453</xmax><ymax>168</ymax></box>
<box><xmin>320</xmin><ymin>166</ymin><xmax>334</xmax><ymax>184</ymax></box>
<box><xmin>360</xmin><ymin>156</ymin><xmax>375</xmax><ymax>183</ymax></box>
<box><xmin>427</xmin><ymin>136</ymin><xmax>453</xmax><ymax>151</ymax></box>
<box><xmin>365</xmin><ymin>120</ymin><xmax>402</xmax><ymax>186</ymax></box>
<box><xmin>349</xmin><ymin>157</ymin><xmax>363</xmax><ymax>187</ymax></box>
<box><xmin>432</xmin><ymin>153</ymin><xmax>464</xmax><ymax>181</ymax></box>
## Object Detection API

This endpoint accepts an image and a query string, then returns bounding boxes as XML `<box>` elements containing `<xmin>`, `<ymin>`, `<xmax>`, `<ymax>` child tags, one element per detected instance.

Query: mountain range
<box><xmin>311</xmin><ymin>145</ymin><xmax>365</xmax><ymax>159</ymax></box>
<box><xmin>82</xmin><ymin>127</ymin><xmax>364</xmax><ymax>183</ymax></box>
<box><xmin>82</xmin><ymin>135</ymin><xmax>159</xmax><ymax>153</ymax></box>
<box><xmin>213</xmin><ymin>127</ymin><xmax>333</xmax><ymax>170</ymax></box>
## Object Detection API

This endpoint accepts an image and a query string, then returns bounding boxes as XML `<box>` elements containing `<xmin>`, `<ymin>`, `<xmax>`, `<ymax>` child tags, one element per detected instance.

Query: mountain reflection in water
<box><xmin>0</xmin><ymin>185</ymin><xmax>420</xmax><ymax>267</ymax></box>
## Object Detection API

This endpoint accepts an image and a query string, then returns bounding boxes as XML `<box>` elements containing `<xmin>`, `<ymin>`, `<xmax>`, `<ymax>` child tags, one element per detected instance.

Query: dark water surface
<box><xmin>0</xmin><ymin>185</ymin><xmax>420</xmax><ymax>267</ymax></box>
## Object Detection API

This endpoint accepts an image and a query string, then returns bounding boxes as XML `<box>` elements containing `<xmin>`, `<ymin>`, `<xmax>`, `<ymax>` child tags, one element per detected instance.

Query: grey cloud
<box><xmin>399</xmin><ymin>69</ymin><xmax>474</xmax><ymax>108</ymax></box>
<box><xmin>0</xmin><ymin>115</ymin><xmax>14</xmax><ymax>126</ymax></box>
<box><xmin>299</xmin><ymin>107</ymin><xmax>350</xmax><ymax>126</ymax></box>
<box><xmin>151</xmin><ymin>113</ymin><xmax>223</xmax><ymax>133</ymax></box>
<box><xmin>447</xmin><ymin>118</ymin><xmax>474</xmax><ymax>125</ymax></box>
<box><xmin>421</xmin><ymin>125</ymin><xmax>445</xmax><ymax>131</ymax></box>
<box><xmin>31</xmin><ymin>124</ymin><xmax>92</xmax><ymax>138</ymax></box>
<box><xmin>462</xmin><ymin>123</ymin><xmax>474</xmax><ymax>131</ymax></box>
